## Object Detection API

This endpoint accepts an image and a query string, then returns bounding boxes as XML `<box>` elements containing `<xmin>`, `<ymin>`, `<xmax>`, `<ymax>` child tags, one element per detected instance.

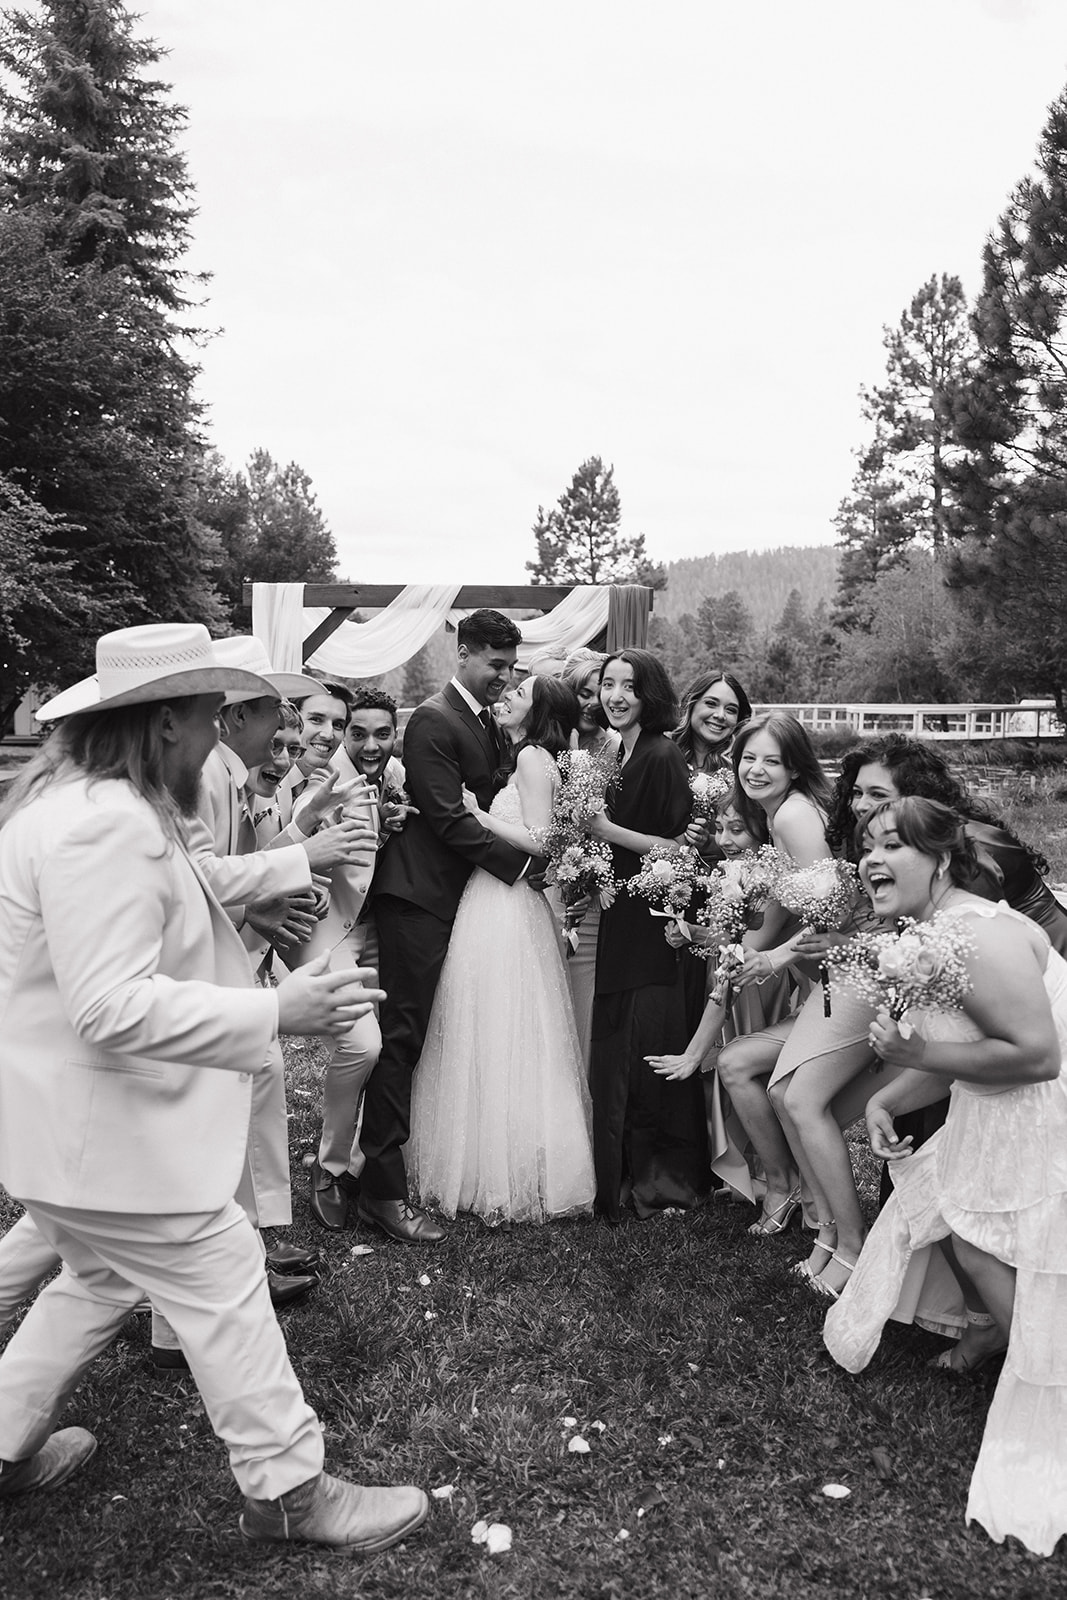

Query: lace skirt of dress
<box><xmin>407</xmin><ymin>866</ymin><xmax>595</xmax><ymax>1225</ymax></box>
<box><xmin>824</xmin><ymin>1067</ymin><xmax>1067</xmax><ymax>1556</ymax></box>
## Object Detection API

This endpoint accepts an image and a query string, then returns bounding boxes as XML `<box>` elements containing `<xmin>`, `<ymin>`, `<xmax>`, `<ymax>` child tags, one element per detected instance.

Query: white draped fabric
<box><xmin>251</xmin><ymin>582</ymin><xmax>615</xmax><ymax>679</ymax></box>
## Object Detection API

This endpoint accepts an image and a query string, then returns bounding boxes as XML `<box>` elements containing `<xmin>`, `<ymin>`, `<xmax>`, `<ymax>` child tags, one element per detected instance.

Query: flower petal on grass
<box><xmin>418</xmin><ymin>1273</ymin><xmax>431</xmax><ymax>1287</ymax></box>
<box><xmin>562</xmin><ymin>1415</ymin><xmax>578</xmax><ymax>1428</ymax></box>
<box><xmin>567</xmin><ymin>1435</ymin><xmax>591</xmax><ymax>1454</ymax></box>
<box><xmin>349</xmin><ymin>1244</ymin><xmax>375</xmax><ymax>1257</ymax></box>
<box><xmin>432</xmin><ymin>1484</ymin><xmax>455</xmax><ymax>1501</ymax></box>
<box><xmin>821</xmin><ymin>1483</ymin><xmax>851</xmax><ymax>1499</ymax></box>
<box><xmin>471</xmin><ymin>1519</ymin><xmax>488</xmax><ymax>1543</ymax></box>
<box><xmin>485</xmin><ymin>1524</ymin><xmax>512</xmax><ymax>1554</ymax></box>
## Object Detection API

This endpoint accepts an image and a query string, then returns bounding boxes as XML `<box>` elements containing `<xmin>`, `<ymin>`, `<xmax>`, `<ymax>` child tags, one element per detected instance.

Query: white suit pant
<box><xmin>0</xmin><ymin>1198</ymin><xmax>323</xmax><ymax>1499</ymax></box>
<box><xmin>235</xmin><ymin>1038</ymin><xmax>293</xmax><ymax>1229</ymax></box>
<box><xmin>316</xmin><ymin>922</ymin><xmax>381</xmax><ymax>1179</ymax></box>
<box><xmin>0</xmin><ymin>1213</ymin><xmax>62</xmax><ymax>1339</ymax></box>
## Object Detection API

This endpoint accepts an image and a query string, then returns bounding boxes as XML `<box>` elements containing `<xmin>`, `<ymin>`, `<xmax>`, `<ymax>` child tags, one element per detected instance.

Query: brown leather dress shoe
<box><xmin>265</xmin><ymin>1239</ymin><xmax>321</xmax><ymax>1273</ymax></box>
<box><xmin>356</xmin><ymin>1197</ymin><xmax>445</xmax><ymax>1244</ymax></box>
<box><xmin>309</xmin><ymin>1161</ymin><xmax>350</xmax><ymax>1231</ymax></box>
<box><xmin>268</xmin><ymin>1270</ymin><xmax>318</xmax><ymax>1308</ymax></box>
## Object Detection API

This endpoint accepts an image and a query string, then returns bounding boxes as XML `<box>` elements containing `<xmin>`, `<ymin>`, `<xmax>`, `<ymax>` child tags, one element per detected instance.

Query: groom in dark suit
<box><xmin>357</xmin><ymin>610</ymin><xmax>534</xmax><ymax>1242</ymax></box>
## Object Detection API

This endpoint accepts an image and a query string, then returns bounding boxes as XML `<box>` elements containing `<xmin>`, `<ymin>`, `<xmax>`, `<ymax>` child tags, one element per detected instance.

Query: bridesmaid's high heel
<box><xmin>791</xmin><ymin>1218</ymin><xmax>836</xmax><ymax>1281</ymax></box>
<box><xmin>748</xmin><ymin>1185</ymin><xmax>801</xmax><ymax>1237</ymax></box>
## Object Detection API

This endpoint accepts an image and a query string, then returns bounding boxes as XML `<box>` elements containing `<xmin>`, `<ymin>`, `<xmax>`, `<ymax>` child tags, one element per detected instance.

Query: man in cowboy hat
<box><xmin>0</xmin><ymin>623</ymin><xmax>428</xmax><ymax>1550</ymax></box>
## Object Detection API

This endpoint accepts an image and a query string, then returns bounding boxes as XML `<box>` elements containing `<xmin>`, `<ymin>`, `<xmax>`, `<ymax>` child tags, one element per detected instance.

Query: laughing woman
<box><xmin>824</xmin><ymin>798</ymin><xmax>1067</xmax><ymax>1558</ymax></box>
<box><xmin>713</xmin><ymin>713</ymin><xmax>832</xmax><ymax>1234</ymax></box>
<box><xmin>589</xmin><ymin>650</ymin><xmax>708</xmax><ymax>1220</ymax></box>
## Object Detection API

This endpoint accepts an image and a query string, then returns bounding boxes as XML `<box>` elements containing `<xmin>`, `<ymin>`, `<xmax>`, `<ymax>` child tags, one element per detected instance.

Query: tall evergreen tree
<box><xmin>696</xmin><ymin>588</ymin><xmax>752</xmax><ymax>664</ymax></box>
<box><xmin>526</xmin><ymin>457</ymin><xmax>666</xmax><ymax>587</ymax></box>
<box><xmin>944</xmin><ymin>85</ymin><xmax>1067</xmax><ymax>713</ymax></box>
<box><xmin>244</xmin><ymin>450</ymin><xmax>338</xmax><ymax>585</ymax></box>
<box><xmin>0</xmin><ymin>3</ymin><xmax>223</xmax><ymax>704</ymax></box>
<box><xmin>0</xmin><ymin>0</ymin><xmax>199</xmax><ymax>307</ymax></box>
<box><xmin>832</xmin><ymin>275</ymin><xmax>972</xmax><ymax>628</ymax></box>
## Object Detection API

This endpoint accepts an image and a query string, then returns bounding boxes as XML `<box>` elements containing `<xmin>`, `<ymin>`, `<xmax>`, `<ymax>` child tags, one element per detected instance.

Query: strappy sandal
<box><xmin>791</xmin><ymin>1219</ymin><xmax>836</xmax><ymax>1281</ymax></box>
<box><xmin>748</xmin><ymin>1185</ymin><xmax>801</xmax><ymax>1237</ymax></box>
<box><xmin>807</xmin><ymin>1249</ymin><xmax>857</xmax><ymax>1301</ymax></box>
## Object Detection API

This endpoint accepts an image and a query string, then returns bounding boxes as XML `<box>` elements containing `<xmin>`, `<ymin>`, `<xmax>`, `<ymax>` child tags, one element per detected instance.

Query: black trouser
<box><xmin>358</xmin><ymin>894</ymin><xmax>452</xmax><ymax>1202</ymax></box>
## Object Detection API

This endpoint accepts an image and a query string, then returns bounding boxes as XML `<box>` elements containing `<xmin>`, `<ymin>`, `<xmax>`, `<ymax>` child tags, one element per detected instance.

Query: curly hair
<box><xmin>859</xmin><ymin>796</ymin><xmax>980</xmax><ymax>887</ymax></box>
<box><xmin>350</xmin><ymin>684</ymin><xmax>398</xmax><ymax>725</ymax></box>
<box><xmin>672</xmin><ymin>670</ymin><xmax>752</xmax><ymax>768</ymax></box>
<box><xmin>730</xmin><ymin>712</ymin><xmax>831</xmax><ymax>840</ymax></box>
<box><xmin>827</xmin><ymin>734</ymin><xmax>1049</xmax><ymax>873</ymax></box>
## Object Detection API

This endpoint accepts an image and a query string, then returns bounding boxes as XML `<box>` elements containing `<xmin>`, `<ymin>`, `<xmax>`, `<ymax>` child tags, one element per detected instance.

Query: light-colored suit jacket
<box><xmin>288</xmin><ymin>745</ymin><xmax>384</xmax><ymax>962</ymax></box>
<box><xmin>191</xmin><ymin>744</ymin><xmax>312</xmax><ymax>965</ymax></box>
<box><xmin>0</xmin><ymin>774</ymin><xmax>278</xmax><ymax>1212</ymax></box>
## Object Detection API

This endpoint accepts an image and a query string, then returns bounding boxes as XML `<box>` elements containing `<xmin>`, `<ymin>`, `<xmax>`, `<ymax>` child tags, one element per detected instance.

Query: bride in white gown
<box><xmin>406</xmin><ymin>674</ymin><xmax>595</xmax><ymax>1224</ymax></box>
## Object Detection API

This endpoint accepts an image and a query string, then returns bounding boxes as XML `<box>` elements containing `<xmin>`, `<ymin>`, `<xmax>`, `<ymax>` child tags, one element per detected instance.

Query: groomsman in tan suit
<box><xmin>0</xmin><ymin>624</ymin><xmax>428</xmax><ymax>1552</ymax></box>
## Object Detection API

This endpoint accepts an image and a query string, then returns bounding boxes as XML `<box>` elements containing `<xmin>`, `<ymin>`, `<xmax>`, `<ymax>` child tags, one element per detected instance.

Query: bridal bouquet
<box><xmin>688</xmin><ymin>767</ymin><xmax>733</xmax><ymax>822</ymax></box>
<box><xmin>533</xmin><ymin>747</ymin><xmax>619</xmax><ymax>953</ymax></box>
<box><xmin>825</xmin><ymin>912</ymin><xmax>974</xmax><ymax>1064</ymax></box>
<box><xmin>627</xmin><ymin>843</ymin><xmax>704</xmax><ymax>923</ymax></box>
<box><xmin>762</xmin><ymin>851</ymin><xmax>859</xmax><ymax>1016</ymax></box>
<box><xmin>692</xmin><ymin>850</ymin><xmax>775</xmax><ymax>1003</ymax></box>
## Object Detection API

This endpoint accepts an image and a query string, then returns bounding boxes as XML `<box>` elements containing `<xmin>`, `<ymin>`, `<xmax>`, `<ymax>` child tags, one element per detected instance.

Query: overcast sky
<box><xmin>140</xmin><ymin>0</ymin><xmax>1067</xmax><ymax>584</ymax></box>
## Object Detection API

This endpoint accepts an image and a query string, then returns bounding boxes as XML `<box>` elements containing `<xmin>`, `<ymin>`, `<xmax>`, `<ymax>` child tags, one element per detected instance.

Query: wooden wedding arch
<box><xmin>241</xmin><ymin>583</ymin><xmax>655</xmax><ymax>663</ymax></box>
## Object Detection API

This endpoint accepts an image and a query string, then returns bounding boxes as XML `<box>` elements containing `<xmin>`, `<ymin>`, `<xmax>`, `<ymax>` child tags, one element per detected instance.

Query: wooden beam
<box><xmin>300</xmin><ymin>606</ymin><xmax>356</xmax><ymax>660</ymax></box>
<box><xmin>242</xmin><ymin>583</ymin><xmax>579</xmax><ymax>610</ymax></box>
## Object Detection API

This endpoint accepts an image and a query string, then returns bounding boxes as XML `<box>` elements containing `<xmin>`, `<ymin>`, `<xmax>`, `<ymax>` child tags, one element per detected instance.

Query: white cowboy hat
<box><xmin>213</xmin><ymin>636</ymin><xmax>324</xmax><ymax>703</ymax></box>
<box><xmin>35</xmin><ymin>623</ymin><xmax>276</xmax><ymax>722</ymax></box>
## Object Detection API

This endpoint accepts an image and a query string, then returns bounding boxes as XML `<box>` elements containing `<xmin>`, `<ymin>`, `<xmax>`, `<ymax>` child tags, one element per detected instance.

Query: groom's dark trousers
<box><xmin>358</xmin><ymin>682</ymin><xmax>533</xmax><ymax>1204</ymax></box>
<box><xmin>358</xmin><ymin>894</ymin><xmax>452</xmax><ymax>1202</ymax></box>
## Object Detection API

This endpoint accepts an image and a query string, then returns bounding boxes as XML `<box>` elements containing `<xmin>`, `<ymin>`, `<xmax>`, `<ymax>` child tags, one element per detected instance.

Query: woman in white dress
<box><xmin>823</xmin><ymin>797</ymin><xmax>1067</xmax><ymax>1557</ymax></box>
<box><xmin>406</xmin><ymin>675</ymin><xmax>595</xmax><ymax>1225</ymax></box>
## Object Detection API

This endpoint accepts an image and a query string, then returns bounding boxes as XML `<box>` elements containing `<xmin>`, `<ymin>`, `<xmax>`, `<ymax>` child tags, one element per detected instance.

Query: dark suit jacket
<box><xmin>372</xmin><ymin>683</ymin><xmax>530</xmax><ymax>920</ymax></box>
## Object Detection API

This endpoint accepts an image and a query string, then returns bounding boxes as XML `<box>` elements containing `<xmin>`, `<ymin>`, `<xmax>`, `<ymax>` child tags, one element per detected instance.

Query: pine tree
<box><xmin>695</xmin><ymin>589</ymin><xmax>752</xmax><ymax>663</ymax></box>
<box><xmin>0</xmin><ymin>0</ymin><xmax>199</xmax><ymax>308</ymax></box>
<box><xmin>943</xmin><ymin>85</ymin><xmax>1067</xmax><ymax>714</ymax></box>
<box><xmin>0</xmin><ymin>3</ymin><xmax>222</xmax><ymax>703</ymax></box>
<box><xmin>832</xmin><ymin>275</ymin><xmax>972</xmax><ymax>628</ymax></box>
<box><xmin>526</xmin><ymin>457</ymin><xmax>665</xmax><ymax>587</ymax></box>
<box><xmin>244</xmin><ymin>450</ymin><xmax>338</xmax><ymax>585</ymax></box>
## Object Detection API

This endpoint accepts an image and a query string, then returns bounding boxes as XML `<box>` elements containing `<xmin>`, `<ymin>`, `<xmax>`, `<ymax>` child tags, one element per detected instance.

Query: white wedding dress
<box><xmin>406</xmin><ymin>775</ymin><xmax>595</xmax><ymax>1224</ymax></box>
<box><xmin>824</xmin><ymin>904</ymin><xmax>1067</xmax><ymax>1556</ymax></box>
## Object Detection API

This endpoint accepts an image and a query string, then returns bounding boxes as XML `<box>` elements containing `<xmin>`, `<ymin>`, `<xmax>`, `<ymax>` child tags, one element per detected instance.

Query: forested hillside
<box><xmin>656</xmin><ymin>547</ymin><xmax>839</xmax><ymax>635</ymax></box>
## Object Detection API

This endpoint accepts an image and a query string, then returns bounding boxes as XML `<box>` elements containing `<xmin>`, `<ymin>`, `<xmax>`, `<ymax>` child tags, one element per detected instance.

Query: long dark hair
<box><xmin>859</xmin><ymin>796</ymin><xmax>980</xmax><ymax>887</ymax></box>
<box><xmin>518</xmin><ymin>675</ymin><xmax>580</xmax><ymax>759</ymax></box>
<box><xmin>673</xmin><ymin>669</ymin><xmax>752</xmax><ymax>768</ymax></box>
<box><xmin>730</xmin><ymin>711</ymin><xmax>831</xmax><ymax>840</ymax></box>
<box><xmin>0</xmin><ymin>702</ymin><xmax>185</xmax><ymax>841</ymax></box>
<box><xmin>599</xmin><ymin>650</ymin><xmax>676</xmax><ymax>736</ymax></box>
<box><xmin>827</xmin><ymin>733</ymin><xmax>1049</xmax><ymax>873</ymax></box>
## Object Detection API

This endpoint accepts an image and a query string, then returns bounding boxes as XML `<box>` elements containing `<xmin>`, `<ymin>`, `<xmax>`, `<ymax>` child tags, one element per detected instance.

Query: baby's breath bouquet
<box><xmin>825</xmin><ymin>912</ymin><xmax>974</xmax><ymax>1062</ymax></box>
<box><xmin>688</xmin><ymin>767</ymin><xmax>733</xmax><ymax>822</ymax></box>
<box><xmin>532</xmin><ymin>747</ymin><xmax>619</xmax><ymax>953</ymax></box>
<box><xmin>762</xmin><ymin>850</ymin><xmax>859</xmax><ymax>1016</ymax></box>
<box><xmin>691</xmin><ymin>850</ymin><xmax>776</xmax><ymax>1004</ymax></box>
<box><xmin>627</xmin><ymin>843</ymin><xmax>704</xmax><ymax>923</ymax></box>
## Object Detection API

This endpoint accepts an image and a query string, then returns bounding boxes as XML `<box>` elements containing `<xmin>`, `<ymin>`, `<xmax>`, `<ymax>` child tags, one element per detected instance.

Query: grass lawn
<box><xmin>2</xmin><ymin>1042</ymin><xmax>1066</xmax><ymax>1599</ymax></box>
